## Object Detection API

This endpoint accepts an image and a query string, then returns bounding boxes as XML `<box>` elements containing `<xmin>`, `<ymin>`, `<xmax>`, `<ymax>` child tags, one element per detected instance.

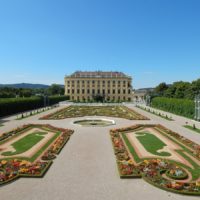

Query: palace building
<box><xmin>64</xmin><ymin>71</ymin><xmax>133</xmax><ymax>102</ymax></box>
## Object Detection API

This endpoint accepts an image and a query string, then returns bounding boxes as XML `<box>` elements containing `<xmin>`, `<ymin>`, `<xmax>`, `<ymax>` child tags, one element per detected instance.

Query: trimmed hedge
<box><xmin>0</xmin><ymin>95</ymin><xmax>69</xmax><ymax>117</ymax></box>
<box><xmin>48</xmin><ymin>95</ymin><xmax>69</xmax><ymax>105</ymax></box>
<box><xmin>151</xmin><ymin>97</ymin><xmax>194</xmax><ymax>119</ymax></box>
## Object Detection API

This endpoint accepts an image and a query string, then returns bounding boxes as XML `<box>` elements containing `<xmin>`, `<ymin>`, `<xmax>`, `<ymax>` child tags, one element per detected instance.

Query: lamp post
<box><xmin>194</xmin><ymin>94</ymin><xmax>200</xmax><ymax>121</ymax></box>
<box><xmin>146</xmin><ymin>95</ymin><xmax>151</xmax><ymax>106</ymax></box>
<box><xmin>43</xmin><ymin>94</ymin><xmax>49</xmax><ymax>107</ymax></box>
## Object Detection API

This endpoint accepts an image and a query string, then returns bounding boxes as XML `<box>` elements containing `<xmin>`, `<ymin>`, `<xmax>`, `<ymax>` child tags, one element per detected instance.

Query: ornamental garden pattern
<box><xmin>0</xmin><ymin>105</ymin><xmax>200</xmax><ymax>196</ymax></box>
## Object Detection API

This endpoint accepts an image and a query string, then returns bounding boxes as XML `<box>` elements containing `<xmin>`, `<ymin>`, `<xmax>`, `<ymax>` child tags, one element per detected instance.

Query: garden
<box><xmin>0</xmin><ymin>124</ymin><xmax>73</xmax><ymax>186</ymax></box>
<box><xmin>40</xmin><ymin>105</ymin><xmax>149</xmax><ymax>120</ymax></box>
<box><xmin>110</xmin><ymin>124</ymin><xmax>200</xmax><ymax>195</ymax></box>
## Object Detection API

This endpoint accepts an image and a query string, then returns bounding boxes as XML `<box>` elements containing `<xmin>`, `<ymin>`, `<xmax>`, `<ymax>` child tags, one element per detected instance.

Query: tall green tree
<box><xmin>47</xmin><ymin>84</ymin><xmax>64</xmax><ymax>95</ymax></box>
<box><xmin>154</xmin><ymin>82</ymin><xmax>169</xmax><ymax>95</ymax></box>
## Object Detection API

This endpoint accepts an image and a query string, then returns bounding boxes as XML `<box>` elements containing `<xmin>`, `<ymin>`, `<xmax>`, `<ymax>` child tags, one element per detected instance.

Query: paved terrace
<box><xmin>0</xmin><ymin>104</ymin><xmax>200</xmax><ymax>200</ymax></box>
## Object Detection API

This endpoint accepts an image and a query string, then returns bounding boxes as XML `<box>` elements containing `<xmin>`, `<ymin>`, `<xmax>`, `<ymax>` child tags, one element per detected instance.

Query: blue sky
<box><xmin>0</xmin><ymin>0</ymin><xmax>200</xmax><ymax>89</ymax></box>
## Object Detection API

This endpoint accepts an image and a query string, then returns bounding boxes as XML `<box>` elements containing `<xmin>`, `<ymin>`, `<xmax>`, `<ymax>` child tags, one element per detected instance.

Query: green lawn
<box><xmin>135</xmin><ymin>131</ymin><xmax>171</xmax><ymax>156</ymax></box>
<box><xmin>2</xmin><ymin>131</ymin><xmax>47</xmax><ymax>156</ymax></box>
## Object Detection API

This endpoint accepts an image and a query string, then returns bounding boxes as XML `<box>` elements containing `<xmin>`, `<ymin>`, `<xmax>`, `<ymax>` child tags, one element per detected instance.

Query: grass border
<box><xmin>184</xmin><ymin>125</ymin><xmax>200</xmax><ymax>134</ymax></box>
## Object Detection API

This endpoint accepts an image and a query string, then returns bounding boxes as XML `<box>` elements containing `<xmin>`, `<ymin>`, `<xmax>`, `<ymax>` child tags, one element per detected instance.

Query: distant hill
<box><xmin>135</xmin><ymin>87</ymin><xmax>155</xmax><ymax>92</ymax></box>
<box><xmin>0</xmin><ymin>83</ymin><xmax>64</xmax><ymax>89</ymax></box>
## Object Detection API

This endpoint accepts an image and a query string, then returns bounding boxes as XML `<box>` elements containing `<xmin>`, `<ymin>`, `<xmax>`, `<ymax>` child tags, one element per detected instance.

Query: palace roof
<box><xmin>66</xmin><ymin>71</ymin><xmax>131</xmax><ymax>78</ymax></box>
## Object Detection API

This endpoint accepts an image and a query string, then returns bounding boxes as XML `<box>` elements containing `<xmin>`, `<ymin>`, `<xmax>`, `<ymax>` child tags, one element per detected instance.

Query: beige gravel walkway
<box><xmin>0</xmin><ymin>104</ymin><xmax>200</xmax><ymax>200</ymax></box>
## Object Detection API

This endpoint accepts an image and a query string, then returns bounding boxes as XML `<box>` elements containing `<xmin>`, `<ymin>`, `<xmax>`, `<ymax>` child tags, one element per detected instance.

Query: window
<box><xmin>92</xmin><ymin>89</ymin><xmax>95</xmax><ymax>94</ymax></box>
<box><xmin>82</xmin><ymin>89</ymin><xmax>85</xmax><ymax>94</ymax></box>
<box><xmin>123</xmin><ymin>89</ymin><xmax>126</xmax><ymax>94</ymax></box>
<box><xmin>118</xmin><ymin>89</ymin><xmax>120</xmax><ymax>94</ymax></box>
<box><xmin>67</xmin><ymin>89</ymin><xmax>70</xmax><ymax>94</ymax></box>
<box><xmin>102</xmin><ymin>89</ymin><xmax>105</xmax><ymax>94</ymax></box>
<box><xmin>77</xmin><ymin>89</ymin><xmax>80</xmax><ymax>94</ymax></box>
<box><xmin>108</xmin><ymin>89</ymin><xmax>110</xmax><ymax>94</ymax></box>
<box><xmin>123</xmin><ymin>81</ymin><xmax>126</xmax><ymax>87</ymax></box>
<box><xmin>128</xmin><ymin>89</ymin><xmax>131</xmax><ymax>94</ymax></box>
<box><xmin>113</xmin><ymin>89</ymin><xmax>115</xmax><ymax>94</ymax></box>
<box><xmin>87</xmin><ymin>89</ymin><xmax>90</xmax><ymax>93</ymax></box>
<box><xmin>97</xmin><ymin>89</ymin><xmax>100</xmax><ymax>94</ymax></box>
<box><xmin>72</xmin><ymin>89</ymin><xmax>74</xmax><ymax>94</ymax></box>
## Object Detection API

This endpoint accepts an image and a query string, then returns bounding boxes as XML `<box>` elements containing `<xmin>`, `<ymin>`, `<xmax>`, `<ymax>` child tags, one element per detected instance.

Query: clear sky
<box><xmin>0</xmin><ymin>0</ymin><xmax>200</xmax><ymax>89</ymax></box>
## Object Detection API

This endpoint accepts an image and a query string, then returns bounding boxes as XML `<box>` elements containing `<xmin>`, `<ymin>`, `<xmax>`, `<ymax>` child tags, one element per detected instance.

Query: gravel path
<box><xmin>0</xmin><ymin>104</ymin><xmax>200</xmax><ymax>200</ymax></box>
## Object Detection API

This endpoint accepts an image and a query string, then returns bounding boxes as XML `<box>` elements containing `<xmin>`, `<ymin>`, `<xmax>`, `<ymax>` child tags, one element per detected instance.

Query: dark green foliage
<box><xmin>151</xmin><ymin>97</ymin><xmax>194</xmax><ymax>119</ymax></box>
<box><xmin>48</xmin><ymin>95</ymin><xmax>69</xmax><ymax>105</ymax></box>
<box><xmin>154</xmin><ymin>82</ymin><xmax>169</xmax><ymax>96</ymax></box>
<box><xmin>152</xmin><ymin>78</ymin><xmax>200</xmax><ymax>100</ymax></box>
<box><xmin>0</xmin><ymin>97</ymin><xmax>43</xmax><ymax>117</ymax></box>
<box><xmin>0</xmin><ymin>95</ymin><xmax>69</xmax><ymax>117</ymax></box>
<box><xmin>0</xmin><ymin>84</ymin><xmax>64</xmax><ymax>98</ymax></box>
<box><xmin>47</xmin><ymin>84</ymin><xmax>64</xmax><ymax>95</ymax></box>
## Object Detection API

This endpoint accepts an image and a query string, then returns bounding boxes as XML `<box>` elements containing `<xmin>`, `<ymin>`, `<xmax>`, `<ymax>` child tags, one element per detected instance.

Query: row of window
<box><xmin>68</xmin><ymin>84</ymin><xmax>130</xmax><ymax>88</ymax></box>
<box><xmin>66</xmin><ymin>80</ymin><xmax>131</xmax><ymax>86</ymax></box>
<box><xmin>71</xmin><ymin>96</ymin><xmax>131</xmax><ymax>101</ymax></box>
<box><xmin>67</xmin><ymin>89</ymin><xmax>131</xmax><ymax>94</ymax></box>
<box><xmin>67</xmin><ymin>80</ymin><xmax>126</xmax><ymax>84</ymax></box>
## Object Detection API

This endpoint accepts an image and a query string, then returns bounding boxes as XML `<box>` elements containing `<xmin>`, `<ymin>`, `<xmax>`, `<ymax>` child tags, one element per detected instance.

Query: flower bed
<box><xmin>40</xmin><ymin>105</ymin><xmax>149</xmax><ymax>120</ymax></box>
<box><xmin>110</xmin><ymin>124</ymin><xmax>200</xmax><ymax>195</ymax></box>
<box><xmin>0</xmin><ymin>124</ymin><xmax>73</xmax><ymax>186</ymax></box>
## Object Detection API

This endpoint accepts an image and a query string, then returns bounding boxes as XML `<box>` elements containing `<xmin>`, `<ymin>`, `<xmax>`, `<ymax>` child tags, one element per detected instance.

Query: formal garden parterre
<box><xmin>40</xmin><ymin>105</ymin><xmax>149</xmax><ymax>120</ymax></box>
<box><xmin>0</xmin><ymin>124</ymin><xmax>73</xmax><ymax>186</ymax></box>
<box><xmin>110</xmin><ymin>124</ymin><xmax>200</xmax><ymax>195</ymax></box>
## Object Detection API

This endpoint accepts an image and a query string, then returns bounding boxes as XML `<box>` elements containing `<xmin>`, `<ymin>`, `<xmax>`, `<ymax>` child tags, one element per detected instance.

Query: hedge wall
<box><xmin>48</xmin><ymin>95</ymin><xmax>69</xmax><ymax>105</ymax></box>
<box><xmin>0</xmin><ymin>95</ymin><xmax>69</xmax><ymax>117</ymax></box>
<box><xmin>151</xmin><ymin>97</ymin><xmax>194</xmax><ymax>119</ymax></box>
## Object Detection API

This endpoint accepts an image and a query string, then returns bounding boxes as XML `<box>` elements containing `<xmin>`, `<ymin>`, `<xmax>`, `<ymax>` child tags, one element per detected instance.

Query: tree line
<box><xmin>0</xmin><ymin>84</ymin><xmax>65</xmax><ymax>98</ymax></box>
<box><xmin>151</xmin><ymin>78</ymin><xmax>200</xmax><ymax>100</ymax></box>
<box><xmin>148</xmin><ymin>78</ymin><xmax>200</xmax><ymax>119</ymax></box>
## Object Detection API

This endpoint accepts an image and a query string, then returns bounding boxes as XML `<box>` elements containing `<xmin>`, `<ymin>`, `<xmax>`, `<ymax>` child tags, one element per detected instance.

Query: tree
<box><xmin>154</xmin><ymin>82</ymin><xmax>169</xmax><ymax>95</ymax></box>
<box><xmin>48</xmin><ymin>84</ymin><xmax>64</xmax><ymax>95</ymax></box>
